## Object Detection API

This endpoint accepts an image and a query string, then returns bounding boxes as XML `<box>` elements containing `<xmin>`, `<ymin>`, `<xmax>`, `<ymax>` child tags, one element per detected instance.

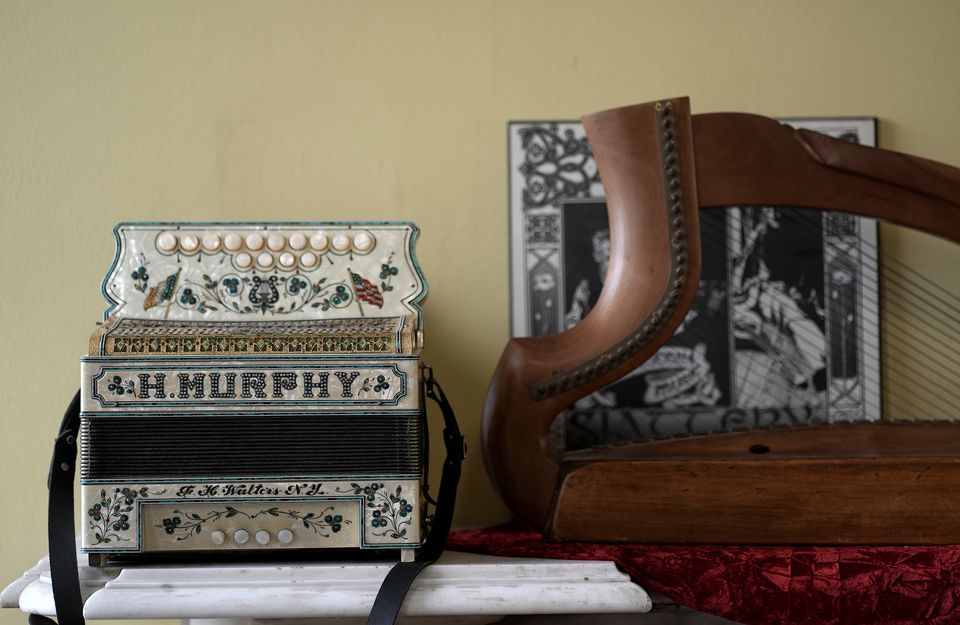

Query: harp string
<box><xmin>704</xmin><ymin>212</ymin><xmax>928</xmax><ymax>416</ymax></box>
<box><xmin>710</xmin><ymin>207</ymin><xmax>958</xmax><ymax>421</ymax></box>
<box><xmin>558</xmin><ymin>206</ymin><xmax>959</xmax><ymax>449</ymax></box>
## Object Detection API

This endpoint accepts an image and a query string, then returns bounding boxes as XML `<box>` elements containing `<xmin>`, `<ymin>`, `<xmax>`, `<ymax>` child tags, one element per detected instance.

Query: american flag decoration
<box><xmin>350</xmin><ymin>270</ymin><xmax>384</xmax><ymax>308</ymax></box>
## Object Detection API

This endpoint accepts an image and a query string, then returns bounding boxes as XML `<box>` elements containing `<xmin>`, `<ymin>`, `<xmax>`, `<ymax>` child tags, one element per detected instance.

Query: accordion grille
<box><xmin>80</xmin><ymin>414</ymin><xmax>423</xmax><ymax>480</ymax></box>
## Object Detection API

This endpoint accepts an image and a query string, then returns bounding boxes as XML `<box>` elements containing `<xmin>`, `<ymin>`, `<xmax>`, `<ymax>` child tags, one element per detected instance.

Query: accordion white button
<box><xmin>332</xmin><ymin>233</ymin><xmax>351</xmax><ymax>252</ymax></box>
<box><xmin>255</xmin><ymin>530</ymin><xmax>272</xmax><ymax>545</ymax></box>
<box><xmin>310</xmin><ymin>233</ymin><xmax>329</xmax><ymax>252</ymax></box>
<box><xmin>278</xmin><ymin>252</ymin><xmax>296</xmax><ymax>268</ymax></box>
<box><xmin>235</xmin><ymin>252</ymin><xmax>253</xmax><ymax>269</ymax></box>
<box><xmin>157</xmin><ymin>232</ymin><xmax>178</xmax><ymax>253</ymax></box>
<box><xmin>180</xmin><ymin>235</ymin><xmax>199</xmax><ymax>253</ymax></box>
<box><xmin>256</xmin><ymin>252</ymin><xmax>274</xmax><ymax>268</ymax></box>
<box><xmin>277</xmin><ymin>529</ymin><xmax>294</xmax><ymax>544</ymax></box>
<box><xmin>233</xmin><ymin>529</ymin><xmax>250</xmax><ymax>545</ymax></box>
<box><xmin>288</xmin><ymin>233</ymin><xmax>307</xmax><ymax>250</ymax></box>
<box><xmin>224</xmin><ymin>233</ymin><xmax>243</xmax><ymax>251</ymax></box>
<box><xmin>210</xmin><ymin>530</ymin><xmax>226</xmax><ymax>545</ymax></box>
<box><xmin>267</xmin><ymin>233</ymin><xmax>286</xmax><ymax>251</ymax></box>
<box><xmin>201</xmin><ymin>233</ymin><xmax>222</xmax><ymax>252</ymax></box>
<box><xmin>245</xmin><ymin>233</ymin><xmax>265</xmax><ymax>251</ymax></box>
<box><xmin>300</xmin><ymin>252</ymin><xmax>318</xmax><ymax>268</ymax></box>
<box><xmin>353</xmin><ymin>232</ymin><xmax>374</xmax><ymax>253</ymax></box>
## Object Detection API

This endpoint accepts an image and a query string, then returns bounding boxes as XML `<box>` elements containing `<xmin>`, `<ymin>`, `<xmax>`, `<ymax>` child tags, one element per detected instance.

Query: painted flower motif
<box><xmin>112</xmin><ymin>513</ymin><xmax>131</xmax><ymax>532</ymax></box>
<box><xmin>289</xmin><ymin>277</ymin><xmax>308</xmax><ymax>294</ymax></box>
<box><xmin>370</xmin><ymin>509</ymin><xmax>388</xmax><ymax>528</ymax></box>
<box><xmin>108</xmin><ymin>375</ymin><xmax>133</xmax><ymax>396</ymax></box>
<box><xmin>323</xmin><ymin>513</ymin><xmax>344</xmax><ymax>533</ymax></box>
<box><xmin>131</xmin><ymin>266</ymin><xmax>149</xmax><ymax>281</ymax></box>
<box><xmin>373</xmin><ymin>375</ymin><xmax>390</xmax><ymax>392</ymax></box>
<box><xmin>162</xmin><ymin>516</ymin><xmax>183</xmax><ymax>535</ymax></box>
<box><xmin>222</xmin><ymin>277</ymin><xmax>240</xmax><ymax>295</ymax></box>
<box><xmin>179</xmin><ymin>288</ymin><xmax>198</xmax><ymax>306</ymax></box>
<box><xmin>122</xmin><ymin>488</ymin><xmax>138</xmax><ymax>505</ymax></box>
<box><xmin>331</xmin><ymin>284</ymin><xmax>349</xmax><ymax>305</ymax></box>
<box><xmin>379</xmin><ymin>264</ymin><xmax>399</xmax><ymax>280</ymax></box>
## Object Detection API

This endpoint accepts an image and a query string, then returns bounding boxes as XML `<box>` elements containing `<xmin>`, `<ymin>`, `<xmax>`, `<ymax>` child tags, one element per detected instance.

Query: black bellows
<box><xmin>80</xmin><ymin>414</ymin><xmax>423</xmax><ymax>479</ymax></box>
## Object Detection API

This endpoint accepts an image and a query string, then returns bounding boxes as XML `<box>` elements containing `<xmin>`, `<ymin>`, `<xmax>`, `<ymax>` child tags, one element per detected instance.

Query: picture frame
<box><xmin>508</xmin><ymin>116</ymin><xmax>879</xmax><ymax>450</ymax></box>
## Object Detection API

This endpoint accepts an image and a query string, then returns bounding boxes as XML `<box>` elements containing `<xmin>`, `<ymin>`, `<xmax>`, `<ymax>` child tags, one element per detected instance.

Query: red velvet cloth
<box><xmin>448</xmin><ymin>526</ymin><xmax>960</xmax><ymax>625</ymax></box>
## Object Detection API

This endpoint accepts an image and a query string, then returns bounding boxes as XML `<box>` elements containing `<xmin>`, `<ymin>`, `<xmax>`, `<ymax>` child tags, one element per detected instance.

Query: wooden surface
<box><xmin>552</xmin><ymin>423</ymin><xmax>960</xmax><ymax>543</ymax></box>
<box><xmin>553</xmin><ymin>454</ymin><xmax>960</xmax><ymax>544</ymax></box>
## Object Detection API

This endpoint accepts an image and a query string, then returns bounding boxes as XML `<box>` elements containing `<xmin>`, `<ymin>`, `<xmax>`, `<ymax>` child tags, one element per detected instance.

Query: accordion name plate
<box><xmin>81</xmin><ymin>356</ymin><xmax>419</xmax><ymax>412</ymax></box>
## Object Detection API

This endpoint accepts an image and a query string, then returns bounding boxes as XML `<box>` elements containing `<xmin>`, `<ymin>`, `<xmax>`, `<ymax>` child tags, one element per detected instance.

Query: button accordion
<box><xmin>81</xmin><ymin>222</ymin><xmax>429</xmax><ymax>561</ymax></box>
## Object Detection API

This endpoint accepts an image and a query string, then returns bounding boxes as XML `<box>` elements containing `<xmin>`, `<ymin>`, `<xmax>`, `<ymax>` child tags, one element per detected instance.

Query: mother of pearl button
<box><xmin>235</xmin><ymin>252</ymin><xmax>253</xmax><ymax>269</ymax></box>
<box><xmin>157</xmin><ymin>232</ymin><xmax>178</xmax><ymax>253</ymax></box>
<box><xmin>277</xmin><ymin>529</ymin><xmax>294</xmax><ymax>544</ymax></box>
<box><xmin>224</xmin><ymin>233</ymin><xmax>243</xmax><ymax>251</ymax></box>
<box><xmin>279</xmin><ymin>252</ymin><xmax>296</xmax><ymax>268</ymax></box>
<box><xmin>202</xmin><ymin>234</ymin><xmax>222</xmax><ymax>252</ymax></box>
<box><xmin>310</xmin><ymin>233</ymin><xmax>329</xmax><ymax>252</ymax></box>
<box><xmin>180</xmin><ymin>235</ymin><xmax>200</xmax><ymax>252</ymax></box>
<box><xmin>267</xmin><ymin>233</ymin><xmax>286</xmax><ymax>251</ymax></box>
<box><xmin>210</xmin><ymin>530</ymin><xmax>226</xmax><ymax>545</ymax></box>
<box><xmin>353</xmin><ymin>232</ymin><xmax>374</xmax><ymax>253</ymax></box>
<box><xmin>245</xmin><ymin>233</ymin><xmax>265</xmax><ymax>251</ymax></box>
<box><xmin>288</xmin><ymin>233</ymin><xmax>307</xmax><ymax>250</ymax></box>
<box><xmin>332</xmin><ymin>233</ymin><xmax>352</xmax><ymax>252</ymax></box>
<box><xmin>257</xmin><ymin>252</ymin><xmax>274</xmax><ymax>268</ymax></box>
<box><xmin>233</xmin><ymin>529</ymin><xmax>250</xmax><ymax>545</ymax></box>
<box><xmin>255</xmin><ymin>530</ymin><xmax>272</xmax><ymax>545</ymax></box>
<box><xmin>300</xmin><ymin>252</ymin><xmax>318</xmax><ymax>268</ymax></box>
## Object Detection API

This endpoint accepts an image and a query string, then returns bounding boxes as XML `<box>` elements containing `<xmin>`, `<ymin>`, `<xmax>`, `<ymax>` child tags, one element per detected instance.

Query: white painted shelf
<box><xmin>2</xmin><ymin>548</ymin><xmax>652</xmax><ymax>624</ymax></box>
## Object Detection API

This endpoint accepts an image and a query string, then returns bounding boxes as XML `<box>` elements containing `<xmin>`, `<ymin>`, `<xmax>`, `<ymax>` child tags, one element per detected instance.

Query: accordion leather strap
<box><xmin>36</xmin><ymin>380</ymin><xmax>463</xmax><ymax>625</ymax></box>
<box><xmin>32</xmin><ymin>390</ymin><xmax>84</xmax><ymax>625</ymax></box>
<box><xmin>367</xmin><ymin>375</ymin><xmax>465</xmax><ymax>625</ymax></box>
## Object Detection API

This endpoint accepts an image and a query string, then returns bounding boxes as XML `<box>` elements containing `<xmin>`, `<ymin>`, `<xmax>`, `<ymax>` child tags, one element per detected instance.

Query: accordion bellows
<box><xmin>80</xmin><ymin>222</ymin><xmax>428</xmax><ymax>557</ymax></box>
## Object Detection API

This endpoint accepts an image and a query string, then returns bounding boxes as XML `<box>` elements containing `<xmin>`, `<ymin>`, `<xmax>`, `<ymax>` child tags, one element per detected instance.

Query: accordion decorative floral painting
<box><xmin>507</xmin><ymin>117</ymin><xmax>880</xmax><ymax>450</ymax></box>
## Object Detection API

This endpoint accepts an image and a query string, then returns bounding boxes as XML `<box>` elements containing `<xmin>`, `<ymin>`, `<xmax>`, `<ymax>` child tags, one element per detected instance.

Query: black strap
<box><xmin>32</xmin><ymin>390</ymin><xmax>84</xmax><ymax>625</ymax></box>
<box><xmin>37</xmin><ymin>378</ymin><xmax>463</xmax><ymax>625</ymax></box>
<box><xmin>366</xmin><ymin>375</ymin><xmax>465</xmax><ymax>625</ymax></box>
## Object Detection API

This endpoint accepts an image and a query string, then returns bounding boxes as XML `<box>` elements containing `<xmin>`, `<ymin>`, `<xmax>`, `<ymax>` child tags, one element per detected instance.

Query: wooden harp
<box><xmin>482</xmin><ymin>97</ymin><xmax>960</xmax><ymax>544</ymax></box>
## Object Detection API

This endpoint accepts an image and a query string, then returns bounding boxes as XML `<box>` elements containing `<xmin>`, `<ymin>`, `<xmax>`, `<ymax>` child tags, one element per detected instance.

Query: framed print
<box><xmin>508</xmin><ymin>117</ymin><xmax>880</xmax><ymax>451</ymax></box>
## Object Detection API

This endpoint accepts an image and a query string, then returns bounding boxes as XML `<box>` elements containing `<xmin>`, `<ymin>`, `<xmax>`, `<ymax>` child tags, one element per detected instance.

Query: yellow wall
<box><xmin>2</xmin><ymin>1</ymin><xmax>959</xmax><ymax>621</ymax></box>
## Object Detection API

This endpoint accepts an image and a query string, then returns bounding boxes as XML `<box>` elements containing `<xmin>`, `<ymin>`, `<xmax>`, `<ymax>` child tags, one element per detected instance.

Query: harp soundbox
<box><xmin>482</xmin><ymin>97</ymin><xmax>960</xmax><ymax>544</ymax></box>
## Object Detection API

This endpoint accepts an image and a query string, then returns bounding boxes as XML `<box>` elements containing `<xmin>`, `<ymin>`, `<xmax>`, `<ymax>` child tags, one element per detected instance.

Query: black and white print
<box><xmin>508</xmin><ymin>117</ymin><xmax>879</xmax><ymax>450</ymax></box>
